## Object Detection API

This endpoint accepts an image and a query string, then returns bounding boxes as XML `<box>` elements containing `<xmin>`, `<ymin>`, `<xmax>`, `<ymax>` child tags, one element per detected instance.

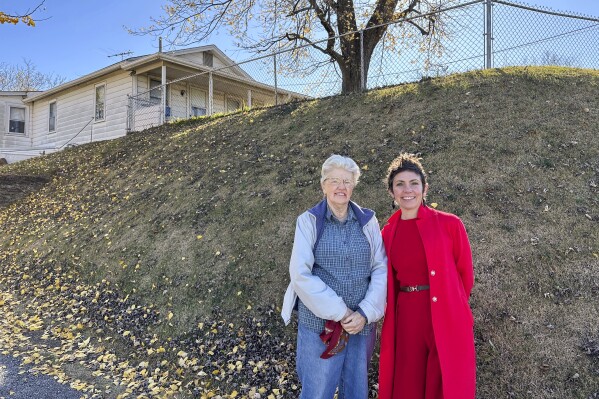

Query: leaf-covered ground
<box><xmin>0</xmin><ymin>67</ymin><xmax>598</xmax><ymax>398</ymax></box>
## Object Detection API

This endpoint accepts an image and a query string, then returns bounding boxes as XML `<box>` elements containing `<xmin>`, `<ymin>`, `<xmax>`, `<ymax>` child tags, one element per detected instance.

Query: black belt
<box><xmin>399</xmin><ymin>285</ymin><xmax>430</xmax><ymax>292</ymax></box>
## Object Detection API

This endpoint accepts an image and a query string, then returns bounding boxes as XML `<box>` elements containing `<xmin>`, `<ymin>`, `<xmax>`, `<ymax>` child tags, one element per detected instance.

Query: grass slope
<box><xmin>1</xmin><ymin>66</ymin><xmax>598</xmax><ymax>398</ymax></box>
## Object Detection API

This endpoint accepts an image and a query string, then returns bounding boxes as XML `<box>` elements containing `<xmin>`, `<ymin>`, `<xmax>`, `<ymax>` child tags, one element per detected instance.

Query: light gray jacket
<box><xmin>281</xmin><ymin>200</ymin><xmax>387</xmax><ymax>326</ymax></box>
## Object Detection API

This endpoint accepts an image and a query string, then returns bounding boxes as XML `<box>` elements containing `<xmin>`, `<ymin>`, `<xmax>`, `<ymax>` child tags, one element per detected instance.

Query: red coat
<box><xmin>378</xmin><ymin>205</ymin><xmax>476</xmax><ymax>399</ymax></box>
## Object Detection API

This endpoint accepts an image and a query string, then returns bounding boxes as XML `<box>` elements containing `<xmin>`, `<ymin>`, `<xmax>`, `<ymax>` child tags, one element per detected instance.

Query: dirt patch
<box><xmin>0</xmin><ymin>175</ymin><xmax>49</xmax><ymax>209</ymax></box>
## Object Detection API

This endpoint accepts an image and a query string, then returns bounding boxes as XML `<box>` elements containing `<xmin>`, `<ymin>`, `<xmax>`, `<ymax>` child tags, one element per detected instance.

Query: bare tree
<box><xmin>0</xmin><ymin>1</ymin><xmax>46</xmax><ymax>27</ymax></box>
<box><xmin>539</xmin><ymin>51</ymin><xmax>574</xmax><ymax>67</ymax></box>
<box><xmin>0</xmin><ymin>59</ymin><xmax>65</xmax><ymax>91</ymax></box>
<box><xmin>131</xmin><ymin>0</ymin><xmax>456</xmax><ymax>93</ymax></box>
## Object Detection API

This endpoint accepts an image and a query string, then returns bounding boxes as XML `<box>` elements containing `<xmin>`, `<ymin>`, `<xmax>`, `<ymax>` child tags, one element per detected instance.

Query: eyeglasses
<box><xmin>325</xmin><ymin>178</ymin><xmax>355</xmax><ymax>188</ymax></box>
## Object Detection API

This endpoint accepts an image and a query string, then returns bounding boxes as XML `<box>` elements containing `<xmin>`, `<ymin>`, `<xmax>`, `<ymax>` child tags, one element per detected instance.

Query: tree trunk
<box><xmin>339</xmin><ymin>34</ymin><xmax>365</xmax><ymax>94</ymax></box>
<box><xmin>340</xmin><ymin>59</ymin><xmax>363</xmax><ymax>93</ymax></box>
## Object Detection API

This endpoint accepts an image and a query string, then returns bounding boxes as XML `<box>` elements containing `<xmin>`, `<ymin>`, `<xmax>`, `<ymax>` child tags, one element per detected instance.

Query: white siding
<box><xmin>0</xmin><ymin>95</ymin><xmax>32</xmax><ymax>150</ymax></box>
<box><xmin>170</xmin><ymin>83</ymin><xmax>187</xmax><ymax>120</ymax></box>
<box><xmin>177</xmin><ymin>52</ymin><xmax>205</xmax><ymax>66</ymax></box>
<box><xmin>29</xmin><ymin>71</ymin><xmax>133</xmax><ymax>149</ymax></box>
<box><xmin>212</xmin><ymin>56</ymin><xmax>227</xmax><ymax>69</ymax></box>
<box><xmin>176</xmin><ymin>51</ymin><xmax>225</xmax><ymax>68</ymax></box>
<box><xmin>136</xmin><ymin>75</ymin><xmax>150</xmax><ymax>94</ymax></box>
<box><xmin>212</xmin><ymin>91</ymin><xmax>226</xmax><ymax>114</ymax></box>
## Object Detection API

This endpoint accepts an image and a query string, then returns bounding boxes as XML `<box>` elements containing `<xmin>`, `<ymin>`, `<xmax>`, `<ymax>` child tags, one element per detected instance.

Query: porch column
<box><xmin>208</xmin><ymin>72</ymin><xmax>213</xmax><ymax>116</ymax></box>
<box><xmin>247</xmin><ymin>89</ymin><xmax>252</xmax><ymax>109</ymax></box>
<box><xmin>161</xmin><ymin>65</ymin><xmax>167</xmax><ymax>123</ymax></box>
<box><xmin>186</xmin><ymin>82</ymin><xmax>191</xmax><ymax>117</ymax></box>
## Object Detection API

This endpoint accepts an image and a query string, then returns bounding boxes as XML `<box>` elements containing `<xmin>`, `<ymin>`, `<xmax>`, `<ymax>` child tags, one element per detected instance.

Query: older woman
<box><xmin>378</xmin><ymin>153</ymin><xmax>476</xmax><ymax>399</ymax></box>
<box><xmin>281</xmin><ymin>154</ymin><xmax>387</xmax><ymax>399</ymax></box>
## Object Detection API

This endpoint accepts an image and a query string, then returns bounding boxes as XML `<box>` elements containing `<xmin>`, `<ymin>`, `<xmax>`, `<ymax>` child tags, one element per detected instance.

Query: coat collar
<box><xmin>309</xmin><ymin>199</ymin><xmax>373</xmax><ymax>228</ymax></box>
<box><xmin>385</xmin><ymin>204</ymin><xmax>434</xmax><ymax>225</ymax></box>
<box><xmin>382</xmin><ymin>205</ymin><xmax>435</xmax><ymax>244</ymax></box>
<box><xmin>309</xmin><ymin>199</ymin><xmax>374</xmax><ymax>253</ymax></box>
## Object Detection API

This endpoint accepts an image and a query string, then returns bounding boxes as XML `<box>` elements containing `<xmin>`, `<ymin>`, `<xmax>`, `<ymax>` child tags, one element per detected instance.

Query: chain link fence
<box><xmin>127</xmin><ymin>0</ymin><xmax>598</xmax><ymax>132</ymax></box>
<box><xmin>492</xmin><ymin>1</ymin><xmax>599</xmax><ymax>68</ymax></box>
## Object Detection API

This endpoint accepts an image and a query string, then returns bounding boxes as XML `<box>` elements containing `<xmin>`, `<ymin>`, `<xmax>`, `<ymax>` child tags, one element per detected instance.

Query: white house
<box><xmin>0</xmin><ymin>45</ymin><xmax>303</xmax><ymax>164</ymax></box>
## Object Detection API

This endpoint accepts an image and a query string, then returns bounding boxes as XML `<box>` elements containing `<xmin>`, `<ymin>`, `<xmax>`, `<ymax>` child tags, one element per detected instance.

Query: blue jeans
<box><xmin>296</xmin><ymin>323</ymin><xmax>376</xmax><ymax>399</ymax></box>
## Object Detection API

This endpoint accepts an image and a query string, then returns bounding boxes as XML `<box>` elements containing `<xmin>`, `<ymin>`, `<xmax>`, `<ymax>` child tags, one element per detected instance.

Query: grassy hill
<box><xmin>1</xmin><ymin>66</ymin><xmax>598</xmax><ymax>398</ymax></box>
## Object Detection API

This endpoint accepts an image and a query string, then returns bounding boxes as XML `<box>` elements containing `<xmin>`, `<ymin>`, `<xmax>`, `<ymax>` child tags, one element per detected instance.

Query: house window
<box><xmin>149</xmin><ymin>78</ymin><xmax>170</xmax><ymax>106</ymax></box>
<box><xmin>95</xmin><ymin>84</ymin><xmax>105</xmax><ymax>121</ymax></box>
<box><xmin>203</xmin><ymin>52</ymin><xmax>213</xmax><ymax>67</ymax></box>
<box><xmin>191</xmin><ymin>106</ymin><xmax>206</xmax><ymax>117</ymax></box>
<box><xmin>226</xmin><ymin>97</ymin><xmax>241</xmax><ymax>112</ymax></box>
<box><xmin>9</xmin><ymin>106</ymin><xmax>26</xmax><ymax>134</ymax></box>
<box><xmin>150</xmin><ymin>79</ymin><xmax>162</xmax><ymax>103</ymax></box>
<box><xmin>49</xmin><ymin>101</ymin><xmax>57</xmax><ymax>132</ymax></box>
<box><xmin>190</xmin><ymin>87</ymin><xmax>207</xmax><ymax>117</ymax></box>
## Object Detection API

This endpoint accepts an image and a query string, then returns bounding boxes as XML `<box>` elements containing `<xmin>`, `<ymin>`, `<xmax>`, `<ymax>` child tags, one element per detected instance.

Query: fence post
<box><xmin>360</xmin><ymin>29</ymin><xmax>365</xmax><ymax>91</ymax></box>
<box><xmin>484</xmin><ymin>0</ymin><xmax>494</xmax><ymax>69</ymax></box>
<box><xmin>273</xmin><ymin>52</ymin><xmax>279</xmax><ymax>106</ymax></box>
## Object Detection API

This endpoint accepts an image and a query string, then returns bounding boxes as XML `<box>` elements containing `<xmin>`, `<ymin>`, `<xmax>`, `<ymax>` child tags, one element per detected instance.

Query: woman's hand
<box><xmin>341</xmin><ymin>311</ymin><xmax>366</xmax><ymax>334</ymax></box>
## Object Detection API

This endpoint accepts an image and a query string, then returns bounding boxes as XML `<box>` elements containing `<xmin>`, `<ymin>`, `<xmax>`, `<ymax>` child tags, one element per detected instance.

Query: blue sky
<box><xmin>1</xmin><ymin>0</ymin><xmax>598</xmax><ymax>83</ymax></box>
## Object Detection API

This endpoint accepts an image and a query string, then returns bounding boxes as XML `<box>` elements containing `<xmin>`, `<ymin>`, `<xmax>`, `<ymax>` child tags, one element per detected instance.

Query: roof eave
<box><xmin>23</xmin><ymin>63</ymin><xmax>125</xmax><ymax>103</ymax></box>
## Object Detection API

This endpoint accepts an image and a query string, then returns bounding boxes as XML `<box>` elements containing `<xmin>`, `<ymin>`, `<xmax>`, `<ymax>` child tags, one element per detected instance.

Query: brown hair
<box><xmin>385</xmin><ymin>153</ymin><xmax>428</xmax><ymax>192</ymax></box>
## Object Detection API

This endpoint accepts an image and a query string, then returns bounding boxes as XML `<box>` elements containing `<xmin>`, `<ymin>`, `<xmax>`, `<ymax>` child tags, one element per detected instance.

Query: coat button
<box><xmin>432</xmin><ymin>296</ymin><xmax>438</xmax><ymax>302</ymax></box>
<box><xmin>430</xmin><ymin>270</ymin><xmax>436</xmax><ymax>276</ymax></box>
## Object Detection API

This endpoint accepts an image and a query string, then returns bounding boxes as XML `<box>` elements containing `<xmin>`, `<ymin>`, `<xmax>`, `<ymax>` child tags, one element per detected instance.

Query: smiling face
<box><xmin>390</xmin><ymin>170</ymin><xmax>428</xmax><ymax>219</ymax></box>
<box><xmin>322</xmin><ymin>167</ymin><xmax>355</xmax><ymax>210</ymax></box>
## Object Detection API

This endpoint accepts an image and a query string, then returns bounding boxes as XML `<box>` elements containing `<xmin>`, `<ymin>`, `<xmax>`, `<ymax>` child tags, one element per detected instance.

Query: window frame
<box><xmin>94</xmin><ymin>82</ymin><xmax>106</xmax><ymax>122</ymax></box>
<box><xmin>149</xmin><ymin>78</ymin><xmax>162</xmax><ymax>103</ymax></box>
<box><xmin>149</xmin><ymin>77</ymin><xmax>170</xmax><ymax>106</ymax></box>
<box><xmin>48</xmin><ymin>100</ymin><xmax>57</xmax><ymax>133</ymax></box>
<box><xmin>7</xmin><ymin>105</ymin><xmax>27</xmax><ymax>136</ymax></box>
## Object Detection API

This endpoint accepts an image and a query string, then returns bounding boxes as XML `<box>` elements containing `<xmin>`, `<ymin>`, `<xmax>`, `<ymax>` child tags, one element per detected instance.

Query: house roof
<box><xmin>0</xmin><ymin>91</ymin><xmax>42</xmax><ymax>98</ymax></box>
<box><xmin>23</xmin><ymin>45</ymin><xmax>259</xmax><ymax>103</ymax></box>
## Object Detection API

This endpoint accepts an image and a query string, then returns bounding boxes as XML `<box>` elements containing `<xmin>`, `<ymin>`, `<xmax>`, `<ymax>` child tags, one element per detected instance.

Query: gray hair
<box><xmin>320</xmin><ymin>154</ymin><xmax>361</xmax><ymax>185</ymax></box>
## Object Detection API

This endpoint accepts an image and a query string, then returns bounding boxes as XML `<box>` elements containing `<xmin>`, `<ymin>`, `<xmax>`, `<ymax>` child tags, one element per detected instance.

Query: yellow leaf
<box><xmin>431</xmin><ymin>202</ymin><xmax>438</xmax><ymax>209</ymax></box>
<box><xmin>167</xmin><ymin>312</ymin><xmax>173</xmax><ymax>320</ymax></box>
<box><xmin>230</xmin><ymin>391</ymin><xmax>238</xmax><ymax>398</ymax></box>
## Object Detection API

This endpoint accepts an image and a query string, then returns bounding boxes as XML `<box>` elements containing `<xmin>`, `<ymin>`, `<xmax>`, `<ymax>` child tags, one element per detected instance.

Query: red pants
<box><xmin>393</xmin><ymin>290</ymin><xmax>443</xmax><ymax>399</ymax></box>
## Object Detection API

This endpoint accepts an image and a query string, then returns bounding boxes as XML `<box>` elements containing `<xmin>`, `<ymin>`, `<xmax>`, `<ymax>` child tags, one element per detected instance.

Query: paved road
<box><xmin>0</xmin><ymin>354</ymin><xmax>81</xmax><ymax>399</ymax></box>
